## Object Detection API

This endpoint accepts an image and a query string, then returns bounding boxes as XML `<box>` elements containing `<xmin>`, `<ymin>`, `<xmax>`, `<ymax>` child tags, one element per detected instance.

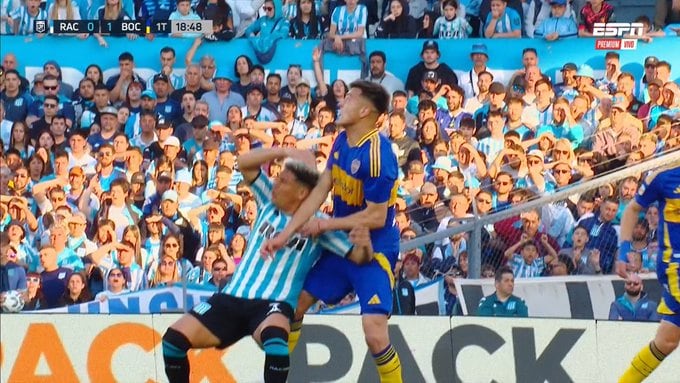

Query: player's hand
<box><xmin>300</xmin><ymin>218</ymin><xmax>325</xmax><ymax>237</ymax></box>
<box><xmin>347</xmin><ymin>227</ymin><xmax>373</xmax><ymax>265</ymax></box>
<box><xmin>261</xmin><ymin>234</ymin><xmax>290</xmax><ymax>259</ymax></box>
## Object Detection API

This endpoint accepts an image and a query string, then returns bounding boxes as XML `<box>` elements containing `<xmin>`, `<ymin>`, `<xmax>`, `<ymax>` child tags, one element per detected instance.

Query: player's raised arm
<box><xmin>238</xmin><ymin>147</ymin><xmax>316</xmax><ymax>183</ymax></box>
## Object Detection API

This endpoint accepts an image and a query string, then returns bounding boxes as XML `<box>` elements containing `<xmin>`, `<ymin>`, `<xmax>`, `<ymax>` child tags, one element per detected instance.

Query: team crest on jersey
<box><xmin>638</xmin><ymin>184</ymin><xmax>646</xmax><ymax>195</ymax></box>
<box><xmin>334</xmin><ymin>152</ymin><xmax>339</xmax><ymax>160</ymax></box>
<box><xmin>351</xmin><ymin>159</ymin><xmax>361</xmax><ymax>174</ymax></box>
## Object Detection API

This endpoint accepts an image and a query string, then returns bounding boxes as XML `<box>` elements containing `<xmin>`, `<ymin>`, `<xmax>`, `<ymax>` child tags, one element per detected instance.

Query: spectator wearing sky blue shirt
<box><xmin>533</xmin><ymin>0</ymin><xmax>577</xmax><ymax>40</ymax></box>
<box><xmin>483</xmin><ymin>0</ymin><xmax>522</xmax><ymax>38</ymax></box>
<box><xmin>328</xmin><ymin>0</ymin><xmax>367</xmax><ymax>53</ymax></box>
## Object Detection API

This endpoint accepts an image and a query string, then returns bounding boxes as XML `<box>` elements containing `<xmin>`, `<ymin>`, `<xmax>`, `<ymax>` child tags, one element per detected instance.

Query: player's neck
<box><xmin>346</xmin><ymin>124</ymin><xmax>375</xmax><ymax>147</ymax></box>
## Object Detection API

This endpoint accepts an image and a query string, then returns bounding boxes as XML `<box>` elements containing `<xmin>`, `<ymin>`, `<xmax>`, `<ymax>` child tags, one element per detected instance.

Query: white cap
<box><xmin>431</xmin><ymin>156</ymin><xmax>454</xmax><ymax>173</ymax></box>
<box><xmin>162</xmin><ymin>190</ymin><xmax>179</xmax><ymax>202</ymax></box>
<box><xmin>175</xmin><ymin>169</ymin><xmax>191</xmax><ymax>185</ymax></box>
<box><xmin>164</xmin><ymin>136</ymin><xmax>181</xmax><ymax>148</ymax></box>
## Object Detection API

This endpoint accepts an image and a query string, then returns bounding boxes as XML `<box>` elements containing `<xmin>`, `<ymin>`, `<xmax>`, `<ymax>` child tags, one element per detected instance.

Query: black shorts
<box><xmin>189</xmin><ymin>293</ymin><xmax>294</xmax><ymax>349</ymax></box>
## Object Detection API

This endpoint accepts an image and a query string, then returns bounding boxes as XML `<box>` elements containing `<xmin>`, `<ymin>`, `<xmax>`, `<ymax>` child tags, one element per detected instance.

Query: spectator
<box><xmin>608</xmin><ymin>273</ymin><xmax>659</xmax><ymax>322</ymax></box>
<box><xmin>477</xmin><ymin>266</ymin><xmax>528</xmax><ymax>316</ymax></box>
<box><xmin>401</xmin><ymin>252</ymin><xmax>430</xmax><ymax>288</ymax></box>
<box><xmin>503</xmin><ymin>233</ymin><xmax>558</xmax><ymax>277</ymax></box>
<box><xmin>38</xmin><ymin>244</ymin><xmax>73</xmax><ymax>308</ymax></box>
<box><xmin>559</xmin><ymin>226</ymin><xmax>603</xmax><ymax>274</ymax></box>
<box><xmin>405</xmin><ymin>40</ymin><xmax>458</xmax><ymax>98</ymax></box>
<box><xmin>376</xmin><ymin>0</ymin><xmax>417</xmax><ymax>37</ymax></box>
<box><xmin>533</xmin><ymin>0</ymin><xmax>577</xmax><ymax>40</ymax></box>
<box><xmin>21</xmin><ymin>272</ymin><xmax>48</xmax><ymax>310</ymax></box>
<box><xmin>289</xmin><ymin>0</ymin><xmax>324</xmax><ymax>39</ymax></box>
<box><xmin>434</xmin><ymin>0</ymin><xmax>473</xmax><ymax>38</ymax></box>
<box><xmin>578</xmin><ymin>0</ymin><xmax>615</xmax><ymax>37</ymax></box>
<box><xmin>578</xmin><ymin>197</ymin><xmax>619</xmax><ymax>273</ymax></box>
<box><xmin>56</xmin><ymin>272</ymin><xmax>93</xmax><ymax>306</ymax></box>
<box><xmin>483</xmin><ymin>0</ymin><xmax>522</xmax><ymax>38</ymax></box>
<box><xmin>548</xmin><ymin>254</ymin><xmax>575</xmax><ymax>276</ymax></box>
<box><xmin>200</xmin><ymin>69</ymin><xmax>245</xmax><ymax>124</ymax></box>
<box><xmin>364</xmin><ymin>51</ymin><xmax>405</xmax><ymax>101</ymax></box>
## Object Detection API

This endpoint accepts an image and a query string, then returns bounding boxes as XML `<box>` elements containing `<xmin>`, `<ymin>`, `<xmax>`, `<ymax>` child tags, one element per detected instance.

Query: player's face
<box><xmin>271</xmin><ymin>169</ymin><xmax>307</xmax><ymax>209</ymax></box>
<box><xmin>336</xmin><ymin>88</ymin><xmax>376</xmax><ymax>127</ymax></box>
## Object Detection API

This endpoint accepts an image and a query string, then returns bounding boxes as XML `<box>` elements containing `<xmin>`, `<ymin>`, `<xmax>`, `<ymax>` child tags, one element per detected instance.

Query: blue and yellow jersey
<box><xmin>327</xmin><ymin>129</ymin><xmax>400</xmax><ymax>259</ymax></box>
<box><xmin>636</xmin><ymin>164</ymin><xmax>680</xmax><ymax>320</ymax></box>
<box><xmin>636</xmin><ymin>165</ymin><xmax>680</xmax><ymax>265</ymax></box>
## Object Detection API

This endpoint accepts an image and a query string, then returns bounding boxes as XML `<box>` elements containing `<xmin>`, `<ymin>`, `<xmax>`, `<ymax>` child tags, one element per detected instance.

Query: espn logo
<box><xmin>593</xmin><ymin>23</ymin><xmax>643</xmax><ymax>50</ymax></box>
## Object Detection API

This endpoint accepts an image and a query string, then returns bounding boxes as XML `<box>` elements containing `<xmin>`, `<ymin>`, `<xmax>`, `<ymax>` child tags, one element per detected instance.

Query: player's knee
<box><xmin>261</xmin><ymin>326</ymin><xmax>289</xmax><ymax>356</ymax></box>
<box><xmin>655</xmin><ymin>336</ymin><xmax>680</xmax><ymax>355</ymax></box>
<box><xmin>163</xmin><ymin>328</ymin><xmax>192</xmax><ymax>359</ymax></box>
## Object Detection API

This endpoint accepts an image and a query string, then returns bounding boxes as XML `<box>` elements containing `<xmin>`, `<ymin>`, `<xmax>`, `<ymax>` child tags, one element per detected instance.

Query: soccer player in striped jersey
<box><xmin>618</xmin><ymin>164</ymin><xmax>680</xmax><ymax>382</ymax></box>
<box><xmin>162</xmin><ymin>147</ymin><xmax>371</xmax><ymax>383</ymax></box>
<box><xmin>433</xmin><ymin>0</ymin><xmax>472</xmax><ymax>39</ymax></box>
<box><xmin>263</xmin><ymin>80</ymin><xmax>403</xmax><ymax>382</ymax></box>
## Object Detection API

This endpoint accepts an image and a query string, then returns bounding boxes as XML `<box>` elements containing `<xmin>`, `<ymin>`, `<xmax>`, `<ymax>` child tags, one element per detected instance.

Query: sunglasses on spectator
<box><xmin>161</xmin><ymin>260</ymin><xmax>176</xmax><ymax>266</ymax></box>
<box><xmin>528</xmin><ymin>159</ymin><xmax>542</xmax><ymax>166</ymax></box>
<box><xmin>553</xmin><ymin>168</ymin><xmax>570</xmax><ymax>174</ymax></box>
<box><xmin>44</xmin><ymin>86</ymin><xmax>58</xmax><ymax>91</ymax></box>
<box><xmin>495</xmin><ymin>181</ymin><xmax>510</xmax><ymax>186</ymax></box>
<box><xmin>263</xmin><ymin>6</ymin><xmax>273</xmax><ymax>10</ymax></box>
<box><xmin>165</xmin><ymin>243</ymin><xmax>179</xmax><ymax>248</ymax></box>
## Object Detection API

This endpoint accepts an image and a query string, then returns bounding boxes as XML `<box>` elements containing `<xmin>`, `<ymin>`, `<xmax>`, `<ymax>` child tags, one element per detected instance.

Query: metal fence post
<box><xmin>468</xmin><ymin>217</ymin><xmax>482</xmax><ymax>279</ymax></box>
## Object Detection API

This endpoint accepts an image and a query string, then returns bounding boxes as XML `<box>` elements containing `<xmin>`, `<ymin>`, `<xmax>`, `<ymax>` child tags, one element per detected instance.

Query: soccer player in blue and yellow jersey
<box><xmin>263</xmin><ymin>80</ymin><xmax>403</xmax><ymax>382</ymax></box>
<box><xmin>617</xmin><ymin>164</ymin><xmax>680</xmax><ymax>382</ymax></box>
<box><xmin>161</xmin><ymin>147</ymin><xmax>371</xmax><ymax>383</ymax></box>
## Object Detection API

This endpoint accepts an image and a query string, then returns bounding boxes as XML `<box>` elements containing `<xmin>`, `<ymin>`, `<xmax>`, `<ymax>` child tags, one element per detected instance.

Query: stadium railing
<box><xmin>401</xmin><ymin>148</ymin><xmax>680</xmax><ymax>278</ymax></box>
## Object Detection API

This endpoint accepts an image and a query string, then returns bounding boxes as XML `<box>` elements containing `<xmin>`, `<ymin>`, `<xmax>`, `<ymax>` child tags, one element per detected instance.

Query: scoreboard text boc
<box><xmin>33</xmin><ymin>20</ymin><xmax>212</xmax><ymax>35</ymax></box>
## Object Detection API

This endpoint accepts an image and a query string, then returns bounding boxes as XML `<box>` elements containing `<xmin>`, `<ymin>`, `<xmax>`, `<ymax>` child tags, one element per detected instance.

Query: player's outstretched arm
<box><xmin>616</xmin><ymin>199</ymin><xmax>644</xmax><ymax>278</ymax></box>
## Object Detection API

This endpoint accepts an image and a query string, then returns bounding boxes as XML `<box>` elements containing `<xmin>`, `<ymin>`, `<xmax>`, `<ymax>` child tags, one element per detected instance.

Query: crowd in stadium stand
<box><xmin>0</xmin><ymin>0</ymin><xmax>680</xmax><ymax>314</ymax></box>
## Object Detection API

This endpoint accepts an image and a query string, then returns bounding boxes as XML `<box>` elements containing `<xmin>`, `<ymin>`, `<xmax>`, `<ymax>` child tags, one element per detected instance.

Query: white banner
<box><xmin>3</xmin><ymin>314</ymin><xmax>679</xmax><ymax>382</ymax></box>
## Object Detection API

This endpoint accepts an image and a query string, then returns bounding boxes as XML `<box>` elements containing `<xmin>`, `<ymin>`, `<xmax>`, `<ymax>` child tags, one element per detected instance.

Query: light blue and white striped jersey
<box><xmin>476</xmin><ymin>136</ymin><xmax>505</xmax><ymax>164</ymax></box>
<box><xmin>433</xmin><ymin>16</ymin><xmax>472</xmax><ymax>39</ymax></box>
<box><xmin>484</xmin><ymin>7</ymin><xmax>521</xmax><ymax>35</ymax></box>
<box><xmin>331</xmin><ymin>4</ymin><xmax>367</xmax><ymax>35</ymax></box>
<box><xmin>509</xmin><ymin>254</ymin><xmax>546</xmax><ymax>278</ymax></box>
<box><xmin>282</xmin><ymin>2</ymin><xmax>297</xmax><ymax>20</ymax></box>
<box><xmin>223</xmin><ymin>172</ymin><xmax>352</xmax><ymax>309</ymax></box>
<box><xmin>9</xmin><ymin>6</ymin><xmax>47</xmax><ymax>35</ymax></box>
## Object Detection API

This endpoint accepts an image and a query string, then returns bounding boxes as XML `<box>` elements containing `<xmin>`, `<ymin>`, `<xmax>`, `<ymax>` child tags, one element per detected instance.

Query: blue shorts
<box><xmin>303</xmin><ymin>251</ymin><xmax>397</xmax><ymax>315</ymax></box>
<box><xmin>657</xmin><ymin>262</ymin><xmax>680</xmax><ymax>327</ymax></box>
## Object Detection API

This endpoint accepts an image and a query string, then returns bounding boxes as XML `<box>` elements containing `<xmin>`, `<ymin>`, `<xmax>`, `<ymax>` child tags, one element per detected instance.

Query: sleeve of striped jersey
<box><xmin>331</xmin><ymin>6</ymin><xmax>340</xmax><ymax>26</ymax></box>
<box><xmin>635</xmin><ymin>171</ymin><xmax>663</xmax><ymax>208</ymax></box>
<box><xmin>250</xmin><ymin>171</ymin><xmax>273</xmax><ymax>207</ymax></box>
<box><xmin>358</xmin><ymin>5</ymin><xmax>367</xmax><ymax>27</ymax></box>
<box><xmin>318</xmin><ymin>229</ymin><xmax>353</xmax><ymax>257</ymax></box>
<box><xmin>363</xmin><ymin>136</ymin><xmax>398</xmax><ymax>204</ymax></box>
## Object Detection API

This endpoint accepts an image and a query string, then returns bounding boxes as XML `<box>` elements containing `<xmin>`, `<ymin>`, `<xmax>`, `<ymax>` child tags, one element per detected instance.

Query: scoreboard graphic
<box><xmin>34</xmin><ymin>19</ymin><xmax>212</xmax><ymax>35</ymax></box>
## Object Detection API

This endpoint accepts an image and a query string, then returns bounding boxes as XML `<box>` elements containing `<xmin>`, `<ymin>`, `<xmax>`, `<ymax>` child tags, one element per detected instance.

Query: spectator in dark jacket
<box><xmin>578</xmin><ymin>198</ymin><xmax>619</xmax><ymax>274</ymax></box>
<box><xmin>376</xmin><ymin>0</ymin><xmax>417</xmax><ymax>37</ymax></box>
<box><xmin>608</xmin><ymin>273</ymin><xmax>659</xmax><ymax>322</ymax></box>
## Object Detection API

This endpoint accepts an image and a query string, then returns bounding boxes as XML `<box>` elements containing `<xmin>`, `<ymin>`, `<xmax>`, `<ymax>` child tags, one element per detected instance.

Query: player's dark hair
<box><xmin>349</xmin><ymin>80</ymin><xmax>389</xmax><ymax>115</ymax></box>
<box><xmin>285</xmin><ymin>160</ymin><xmax>319</xmax><ymax>190</ymax></box>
